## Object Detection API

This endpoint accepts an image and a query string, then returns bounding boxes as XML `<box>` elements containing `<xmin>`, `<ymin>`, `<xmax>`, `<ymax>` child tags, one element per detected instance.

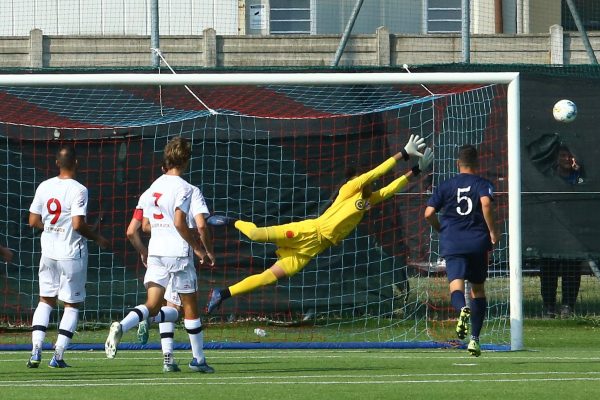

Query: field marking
<box><xmin>1</xmin><ymin>375</ymin><xmax>600</xmax><ymax>388</ymax></box>
<box><xmin>2</xmin><ymin>351</ymin><xmax>600</xmax><ymax>362</ymax></box>
<box><xmin>2</xmin><ymin>370</ymin><xmax>600</xmax><ymax>385</ymax></box>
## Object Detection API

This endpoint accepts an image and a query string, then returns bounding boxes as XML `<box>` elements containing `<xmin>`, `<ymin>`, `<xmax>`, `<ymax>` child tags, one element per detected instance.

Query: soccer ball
<box><xmin>553</xmin><ymin>99</ymin><xmax>577</xmax><ymax>123</ymax></box>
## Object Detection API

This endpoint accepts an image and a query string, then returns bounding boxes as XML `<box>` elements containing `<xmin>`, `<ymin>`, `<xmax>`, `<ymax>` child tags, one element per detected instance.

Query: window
<box><xmin>427</xmin><ymin>0</ymin><xmax>462</xmax><ymax>33</ymax></box>
<box><xmin>270</xmin><ymin>0</ymin><xmax>311</xmax><ymax>34</ymax></box>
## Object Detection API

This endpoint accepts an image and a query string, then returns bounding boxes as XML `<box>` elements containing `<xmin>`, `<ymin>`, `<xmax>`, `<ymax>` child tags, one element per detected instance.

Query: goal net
<box><xmin>0</xmin><ymin>72</ymin><xmax>521</xmax><ymax>350</ymax></box>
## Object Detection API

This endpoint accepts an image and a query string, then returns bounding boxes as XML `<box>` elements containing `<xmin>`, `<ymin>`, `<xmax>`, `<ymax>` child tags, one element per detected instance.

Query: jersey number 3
<box><xmin>152</xmin><ymin>192</ymin><xmax>164</xmax><ymax>219</ymax></box>
<box><xmin>456</xmin><ymin>186</ymin><xmax>473</xmax><ymax>216</ymax></box>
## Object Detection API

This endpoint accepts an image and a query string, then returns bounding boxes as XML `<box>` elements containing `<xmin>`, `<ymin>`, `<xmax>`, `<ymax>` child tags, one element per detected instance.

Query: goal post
<box><xmin>0</xmin><ymin>72</ymin><xmax>522</xmax><ymax>351</ymax></box>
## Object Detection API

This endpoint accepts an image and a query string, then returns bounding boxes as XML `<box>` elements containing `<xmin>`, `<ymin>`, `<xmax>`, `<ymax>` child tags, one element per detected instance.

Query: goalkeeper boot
<box><xmin>207</xmin><ymin>215</ymin><xmax>237</xmax><ymax>227</ymax></box>
<box><xmin>467</xmin><ymin>339</ymin><xmax>481</xmax><ymax>357</ymax></box>
<box><xmin>456</xmin><ymin>306</ymin><xmax>471</xmax><ymax>340</ymax></box>
<box><xmin>137</xmin><ymin>319</ymin><xmax>149</xmax><ymax>345</ymax></box>
<box><xmin>206</xmin><ymin>289</ymin><xmax>223</xmax><ymax>314</ymax></box>
<box><xmin>189</xmin><ymin>358</ymin><xmax>215</xmax><ymax>374</ymax></box>
<box><xmin>26</xmin><ymin>346</ymin><xmax>42</xmax><ymax>368</ymax></box>
<box><xmin>105</xmin><ymin>322</ymin><xmax>123</xmax><ymax>359</ymax></box>
<box><xmin>162</xmin><ymin>353</ymin><xmax>181</xmax><ymax>373</ymax></box>
<box><xmin>48</xmin><ymin>354</ymin><xmax>71</xmax><ymax>368</ymax></box>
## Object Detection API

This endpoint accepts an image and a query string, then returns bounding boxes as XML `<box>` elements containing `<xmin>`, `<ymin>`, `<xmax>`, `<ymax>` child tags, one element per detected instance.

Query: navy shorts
<box><xmin>445</xmin><ymin>252</ymin><xmax>489</xmax><ymax>284</ymax></box>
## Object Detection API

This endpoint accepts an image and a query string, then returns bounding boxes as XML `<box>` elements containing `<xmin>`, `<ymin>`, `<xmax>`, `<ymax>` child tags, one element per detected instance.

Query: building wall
<box><xmin>0</xmin><ymin>0</ymin><xmax>564</xmax><ymax>37</ymax></box>
<box><xmin>3</xmin><ymin>28</ymin><xmax>599</xmax><ymax>68</ymax></box>
<box><xmin>0</xmin><ymin>0</ymin><xmax>239</xmax><ymax>36</ymax></box>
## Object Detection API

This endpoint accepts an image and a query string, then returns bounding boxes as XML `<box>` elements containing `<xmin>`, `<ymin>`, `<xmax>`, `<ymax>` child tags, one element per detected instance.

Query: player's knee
<box><xmin>260</xmin><ymin>269</ymin><xmax>278</xmax><ymax>285</ymax></box>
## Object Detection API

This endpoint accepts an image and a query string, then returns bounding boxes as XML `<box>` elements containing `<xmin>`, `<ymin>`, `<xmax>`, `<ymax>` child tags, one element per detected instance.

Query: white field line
<box><xmin>1</xmin><ymin>350</ymin><xmax>600</xmax><ymax>362</ymax></box>
<box><xmin>1</xmin><ymin>375</ymin><xmax>600</xmax><ymax>388</ymax></box>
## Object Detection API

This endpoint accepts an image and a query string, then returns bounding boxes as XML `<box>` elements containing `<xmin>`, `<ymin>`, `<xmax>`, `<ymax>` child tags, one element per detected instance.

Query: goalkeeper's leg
<box><xmin>207</xmin><ymin>264</ymin><xmax>287</xmax><ymax>314</ymax></box>
<box><xmin>229</xmin><ymin>268</ymin><xmax>280</xmax><ymax>296</ymax></box>
<box><xmin>235</xmin><ymin>220</ymin><xmax>284</xmax><ymax>243</ymax></box>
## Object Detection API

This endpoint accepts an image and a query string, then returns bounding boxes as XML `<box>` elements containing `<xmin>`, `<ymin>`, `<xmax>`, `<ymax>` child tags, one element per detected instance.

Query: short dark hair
<box><xmin>56</xmin><ymin>144</ymin><xmax>77</xmax><ymax>170</ymax></box>
<box><xmin>558</xmin><ymin>144</ymin><xmax>572</xmax><ymax>155</ymax></box>
<box><xmin>458</xmin><ymin>145</ymin><xmax>478</xmax><ymax>167</ymax></box>
<box><xmin>163</xmin><ymin>137</ymin><xmax>191</xmax><ymax>170</ymax></box>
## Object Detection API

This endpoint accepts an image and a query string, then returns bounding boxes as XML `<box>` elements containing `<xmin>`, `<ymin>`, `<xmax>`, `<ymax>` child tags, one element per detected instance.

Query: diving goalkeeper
<box><xmin>206</xmin><ymin>135</ymin><xmax>434</xmax><ymax>314</ymax></box>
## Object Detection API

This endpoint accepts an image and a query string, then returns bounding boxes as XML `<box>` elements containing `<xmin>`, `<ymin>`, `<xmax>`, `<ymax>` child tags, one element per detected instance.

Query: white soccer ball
<box><xmin>553</xmin><ymin>99</ymin><xmax>577</xmax><ymax>123</ymax></box>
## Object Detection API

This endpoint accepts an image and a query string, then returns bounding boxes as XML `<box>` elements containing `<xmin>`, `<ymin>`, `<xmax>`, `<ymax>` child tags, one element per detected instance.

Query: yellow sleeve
<box><xmin>369</xmin><ymin>174</ymin><xmax>409</xmax><ymax>205</ymax></box>
<box><xmin>339</xmin><ymin>157</ymin><xmax>397</xmax><ymax>197</ymax></box>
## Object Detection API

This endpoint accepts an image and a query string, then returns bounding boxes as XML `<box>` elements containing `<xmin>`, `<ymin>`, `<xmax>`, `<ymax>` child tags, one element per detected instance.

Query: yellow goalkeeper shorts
<box><xmin>272</xmin><ymin>220</ymin><xmax>331</xmax><ymax>276</ymax></box>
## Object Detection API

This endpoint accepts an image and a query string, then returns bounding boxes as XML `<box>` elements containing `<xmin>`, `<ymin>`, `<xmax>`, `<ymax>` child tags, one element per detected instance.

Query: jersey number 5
<box><xmin>46</xmin><ymin>198</ymin><xmax>62</xmax><ymax>224</ymax></box>
<box><xmin>456</xmin><ymin>186</ymin><xmax>473</xmax><ymax>216</ymax></box>
<box><xmin>152</xmin><ymin>192</ymin><xmax>164</xmax><ymax>219</ymax></box>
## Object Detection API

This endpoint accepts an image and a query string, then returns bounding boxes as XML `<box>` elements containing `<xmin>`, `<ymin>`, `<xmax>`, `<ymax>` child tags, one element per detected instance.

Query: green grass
<box><xmin>1</xmin><ymin>320</ymin><xmax>600</xmax><ymax>400</ymax></box>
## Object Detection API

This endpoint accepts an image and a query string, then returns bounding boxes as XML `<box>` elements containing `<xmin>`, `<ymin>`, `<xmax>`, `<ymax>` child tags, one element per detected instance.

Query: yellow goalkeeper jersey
<box><xmin>316</xmin><ymin>157</ymin><xmax>409</xmax><ymax>245</ymax></box>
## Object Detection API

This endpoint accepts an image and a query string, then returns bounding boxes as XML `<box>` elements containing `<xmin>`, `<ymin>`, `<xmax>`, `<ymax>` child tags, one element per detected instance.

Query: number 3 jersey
<box><xmin>427</xmin><ymin>173</ymin><xmax>494</xmax><ymax>256</ymax></box>
<box><xmin>140</xmin><ymin>174</ymin><xmax>193</xmax><ymax>258</ymax></box>
<box><xmin>29</xmin><ymin>177</ymin><xmax>89</xmax><ymax>260</ymax></box>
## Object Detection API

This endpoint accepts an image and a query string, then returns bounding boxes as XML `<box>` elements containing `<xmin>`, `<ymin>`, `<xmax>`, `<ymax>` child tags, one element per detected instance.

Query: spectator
<box><xmin>554</xmin><ymin>144</ymin><xmax>584</xmax><ymax>185</ymax></box>
<box><xmin>539</xmin><ymin>257</ymin><xmax>582</xmax><ymax>319</ymax></box>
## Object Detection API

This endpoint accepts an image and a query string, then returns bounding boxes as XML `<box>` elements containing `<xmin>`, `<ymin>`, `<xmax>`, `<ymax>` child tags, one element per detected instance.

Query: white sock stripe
<box><xmin>183</xmin><ymin>318</ymin><xmax>202</xmax><ymax>329</ymax></box>
<box><xmin>159</xmin><ymin>322</ymin><xmax>176</xmax><ymax>333</ymax></box>
<box><xmin>136</xmin><ymin>305</ymin><xmax>150</xmax><ymax>320</ymax></box>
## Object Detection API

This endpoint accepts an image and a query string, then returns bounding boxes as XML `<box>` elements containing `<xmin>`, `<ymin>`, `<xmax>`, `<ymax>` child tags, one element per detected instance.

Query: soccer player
<box><xmin>206</xmin><ymin>135</ymin><xmax>434</xmax><ymax>314</ymax></box>
<box><xmin>424</xmin><ymin>144</ymin><xmax>499</xmax><ymax>357</ymax></box>
<box><xmin>27</xmin><ymin>144</ymin><xmax>110</xmax><ymax>368</ymax></box>
<box><xmin>105</xmin><ymin>137</ymin><xmax>214</xmax><ymax>373</ymax></box>
<box><xmin>127</xmin><ymin>183</ymin><xmax>215</xmax><ymax>372</ymax></box>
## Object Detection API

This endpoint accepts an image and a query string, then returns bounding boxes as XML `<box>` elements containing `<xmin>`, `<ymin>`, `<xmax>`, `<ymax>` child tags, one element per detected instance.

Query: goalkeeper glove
<box><xmin>411</xmin><ymin>147</ymin><xmax>434</xmax><ymax>176</ymax></box>
<box><xmin>401</xmin><ymin>134</ymin><xmax>426</xmax><ymax>160</ymax></box>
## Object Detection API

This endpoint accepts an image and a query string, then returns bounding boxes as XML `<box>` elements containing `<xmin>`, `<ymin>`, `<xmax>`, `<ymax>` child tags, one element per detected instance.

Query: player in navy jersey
<box><xmin>424</xmin><ymin>145</ymin><xmax>499</xmax><ymax>357</ymax></box>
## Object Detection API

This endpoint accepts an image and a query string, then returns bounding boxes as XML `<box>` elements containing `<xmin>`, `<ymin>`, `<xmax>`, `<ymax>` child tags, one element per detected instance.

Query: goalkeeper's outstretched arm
<box><xmin>371</xmin><ymin>147</ymin><xmax>434</xmax><ymax>205</ymax></box>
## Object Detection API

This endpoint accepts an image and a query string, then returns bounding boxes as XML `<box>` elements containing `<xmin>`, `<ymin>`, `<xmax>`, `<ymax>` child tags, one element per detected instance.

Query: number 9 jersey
<box><xmin>29</xmin><ymin>177</ymin><xmax>89</xmax><ymax>259</ymax></box>
<box><xmin>426</xmin><ymin>173</ymin><xmax>494</xmax><ymax>257</ymax></box>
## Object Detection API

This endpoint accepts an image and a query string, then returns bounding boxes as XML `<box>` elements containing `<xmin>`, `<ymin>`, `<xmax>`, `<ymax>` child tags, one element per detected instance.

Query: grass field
<box><xmin>1</xmin><ymin>320</ymin><xmax>599</xmax><ymax>400</ymax></box>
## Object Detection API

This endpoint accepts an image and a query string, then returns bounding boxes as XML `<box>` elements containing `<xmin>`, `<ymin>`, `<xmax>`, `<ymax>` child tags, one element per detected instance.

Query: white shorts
<box><xmin>145</xmin><ymin>256</ymin><xmax>197</xmax><ymax>295</ymax></box>
<box><xmin>164</xmin><ymin>279</ymin><xmax>182</xmax><ymax>307</ymax></box>
<box><xmin>38</xmin><ymin>256</ymin><xmax>87</xmax><ymax>304</ymax></box>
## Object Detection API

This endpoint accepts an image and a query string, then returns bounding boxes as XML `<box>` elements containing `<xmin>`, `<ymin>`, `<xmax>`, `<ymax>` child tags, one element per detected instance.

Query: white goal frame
<box><xmin>0</xmin><ymin>72</ymin><xmax>522</xmax><ymax>350</ymax></box>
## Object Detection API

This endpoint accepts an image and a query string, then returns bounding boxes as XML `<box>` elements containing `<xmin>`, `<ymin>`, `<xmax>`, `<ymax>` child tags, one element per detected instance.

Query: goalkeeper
<box><xmin>206</xmin><ymin>135</ymin><xmax>434</xmax><ymax>314</ymax></box>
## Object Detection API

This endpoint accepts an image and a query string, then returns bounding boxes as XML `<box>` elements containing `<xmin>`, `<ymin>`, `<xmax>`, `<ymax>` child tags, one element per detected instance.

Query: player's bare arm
<box><xmin>174</xmin><ymin>208</ymin><xmax>204</xmax><ymax>255</ymax></box>
<box><xmin>28</xmin><ymin>212</ymin><xmax>44</xmax><ymax>230</ymax></box>
<box><xmin>481</xmin><ymin>196</ymin><xmax>499</xmax><ymax>245</ymax></box>
<box><xmin>194</xmin><ymin>214</ymin><xmax>216</xmax><ymax>266</ymax></box>
<box><xmin>424</xmin><ymin>206</ymin><xmax>441</xmax><ymax>232</ymax></box>
<box><xmin>126</xmin><ymin>218</ymin><xmax>148</xmax><ymax>266</ymax></box>
<box><xmin>72</xmin><ymin>215</ymin><xmax>110</xmax><ymax>249</ymax></box>
<box><xmin>141</xmin><ymin>217</ymin><xmax>151</xmax><ymax>233</ymax></box>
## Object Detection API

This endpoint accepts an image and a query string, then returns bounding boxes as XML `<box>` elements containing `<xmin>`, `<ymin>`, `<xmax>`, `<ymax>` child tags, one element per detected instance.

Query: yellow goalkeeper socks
<box><xmin>235</xmin><ymin>220</ymin><xmax>257</xmax><ymax>237</ymax></box>
<box><xmin>229</xmin><ymin>269</ymin><xmax>278</xmax><ymax>296</ymax></box>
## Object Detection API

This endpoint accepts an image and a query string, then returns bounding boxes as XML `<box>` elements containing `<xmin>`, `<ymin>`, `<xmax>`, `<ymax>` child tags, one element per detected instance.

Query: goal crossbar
<box><xmin>0</xmin><ymin>72</ymin><xmax>519</xmax><ymax>86</ymax></box>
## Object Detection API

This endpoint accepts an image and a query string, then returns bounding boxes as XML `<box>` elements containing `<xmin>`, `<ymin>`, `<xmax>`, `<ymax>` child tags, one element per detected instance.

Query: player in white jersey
<box><xmin>128</xmin><ymin>180</ymin><xmax>215</xmax><ymax>372</ymax></box>
<box><xmin>106</xmin><ymin>137</ymin><xmax>214</xmax><ymax>373</ymax></box>
<box><xmin>27</xmin><ymin>144</ymin><xmax>109</xmax><ymax>369</ymax></box>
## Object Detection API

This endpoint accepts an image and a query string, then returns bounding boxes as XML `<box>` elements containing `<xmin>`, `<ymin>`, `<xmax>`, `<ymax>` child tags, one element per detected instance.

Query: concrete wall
<box><xmin>2</xmin><ymin>27</ymin><xmax>599</xmax><ymax>69</ymax></box>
